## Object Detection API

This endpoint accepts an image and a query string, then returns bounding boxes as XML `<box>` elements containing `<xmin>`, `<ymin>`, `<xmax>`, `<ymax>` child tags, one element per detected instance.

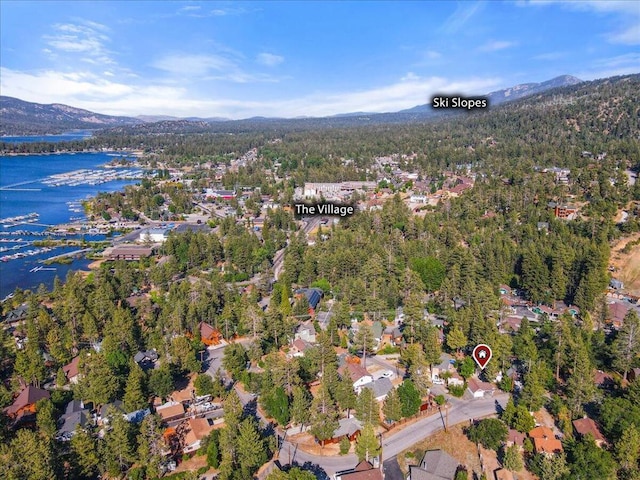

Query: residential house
<box><xmin>294</xmin><ymin>321</ymin><xmax>317</xmax><ymax>343</ymax></box>
<box><xmin>290</xmin><ymin>339</ymin><xmax>311</xmax><ymax>358</ymax></box>
<box><xmin>2</xmin><ymin>303</ymin><xmax>28</xmax><ymax>325</ymax></box>
<box><xmin>156</xmin><ymin>402</ymin><xmax>186</xmax><ymax>423</ymax></box>
<box><xmin>124</xmin><ymin>408</ymin><xmax>151</xmax><ymax>424</ymax></box>
<box><xmin>467</xmin><ymin>377</ymin><xmax>496</xmax><ymax>398</ymax></box>
<box><xmin>183</xmin><ymin>417</ymin><xmax>216</xmax><ymax>453</ymax></box>
<box><xmin>594</xmin><ymin>370</ymin><xmax>616</xmax><ymax>390</ymax></box>
<box><xmin>408</xmin><ymin>449</ymin><xmax>460</xmax><ymax>480</ymax></box>
<box><xmin>362</xmin><ymin>378</ymin><xmax>393</xmax><ymax>402</ymax></box>
<box><xmin>529</xmin><ymin>426</ymin><xmax>563</xmax><ymax>455</ymax></box>
<box><xmin>134</xmin><ymin>349</ymin><xmax>159</xmax><ymax>371</ymax></box>
<box><xmin>56</xmin><ymin>400</ymin><xmax>90</xmax><ymax>441</ymax></box>
<box><xmin>4</xmin><ymin>385</ymin><xmax>50</xmax><ymax>421</ymax></box>
<box><xmin>507</xmin><ymin>429</ymin><xmax>526</xmax><ymax>448</ymax></box>
<box><xmin>572</xmin><ymin>418</ymin><xmax>606</xmax><ymax>447</ymax></box>
<box><xmin>99</xmin><ymin>400</ymin><xmax>125</xmax><ymax>425</ymax></box>
<box><xmin>334</xmin><ymin>460</ymin><xmax>383</xmax><ymax>480</ymax></box>
<box><xmin>447</xmin><ymin>371</ymin><xmax>465</xmax><ymax>387</ymax></box>
<box><xmin>607</xmin><ymin>302</ymin><xmax>629</xmax><ymax>328</ymax></box>
<box><xmin>553</xmin><ymin>204</ymin><xmax>578</xmax><ymax>220</ymax></box>
<box><xmin>383</xmin><ymin>326</ymin><xmax>403</xmax><ymax>346</ymax></box>
<box><xmin>329</xmin><ymin>416</ymin><xmax>363</xmax><ymax>444</ymax></box>
<box><xmin>199</xmin><ymin>322</ymin><xmax>224</xmax><ymax>346</ymax></box>
<box><xmin>294</xmin><ymin>287</ymin><xmax>323</xmax><ymax>312</ymax></box>
<box><xmin>62</xmin><ymin>356</ymin><xmax>81</xmax><ymax>384</ymax></box>
<box><xmin>339</xmin><ymin>362</ymin><xmax>374</xmax><ymax>393</ymax></box>
<box><xmin>431</xmin><ymin>354</ymin><xmax>456</xmax><ymax>385</ymax></box>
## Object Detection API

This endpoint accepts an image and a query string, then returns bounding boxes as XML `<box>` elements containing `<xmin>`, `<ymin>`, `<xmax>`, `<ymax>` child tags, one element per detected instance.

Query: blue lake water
<box><xmin>0</xmin><ymin>150</ymin><xmax>141</xmax><ymax>298</ymax></box>
<box><xmin>0</xmin><ymin>131</ymin><xmax>93</xmax><ymax>143</ymax></box>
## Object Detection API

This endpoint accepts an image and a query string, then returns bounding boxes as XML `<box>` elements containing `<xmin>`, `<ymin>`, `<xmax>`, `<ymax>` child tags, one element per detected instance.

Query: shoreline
<box><xmin>0</xmin><ymin>149</ymin><xmax>146</xmax><ymax>158</ymax></box>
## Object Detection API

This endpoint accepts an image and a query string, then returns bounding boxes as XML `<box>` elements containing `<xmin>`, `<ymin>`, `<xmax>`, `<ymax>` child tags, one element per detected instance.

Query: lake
<box><xmin>0</xmin><ymin>150</ymin><xmax>143</xmax><ymax>298</ymax></box>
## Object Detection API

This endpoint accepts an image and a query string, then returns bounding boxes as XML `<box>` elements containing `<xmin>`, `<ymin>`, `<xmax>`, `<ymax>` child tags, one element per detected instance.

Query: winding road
<box><xmin>278</xmin><ymin>393</ymin><xmax>509</xmax><ymax>477</ymax></box>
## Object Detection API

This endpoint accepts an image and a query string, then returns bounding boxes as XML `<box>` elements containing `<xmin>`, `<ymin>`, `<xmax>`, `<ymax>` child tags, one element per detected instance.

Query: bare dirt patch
<box><xmin>610</xmin><ymin>232</ymin><xmax>640</xmax><ymax>295</ymax></box>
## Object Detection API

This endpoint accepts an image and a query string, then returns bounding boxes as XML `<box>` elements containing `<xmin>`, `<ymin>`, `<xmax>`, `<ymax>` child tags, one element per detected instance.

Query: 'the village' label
<box><xmin>294</xmin><ymin>202</ymin><xmax>355</xmax><ymax>217</ymax></box>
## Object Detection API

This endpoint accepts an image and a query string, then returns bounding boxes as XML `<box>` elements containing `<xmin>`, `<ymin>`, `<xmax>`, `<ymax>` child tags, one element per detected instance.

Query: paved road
<box><xmin>279</xmin><ymin>393</ymin><xmax>509</xmax><ymax>477</ymax></box>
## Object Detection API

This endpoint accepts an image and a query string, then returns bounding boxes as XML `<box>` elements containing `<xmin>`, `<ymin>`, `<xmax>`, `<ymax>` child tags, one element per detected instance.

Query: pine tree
<box><xmin>503</xmin><ymin>444</ymin><xmax>524</xmax><ymax>471</ymax></box>
<box><xmin>613</xmin><ymin>310</ymin><xmax>640</xmax><ymax>382</ymax></box>
<box><xmin>355</xmin><ymin>424</ymin><xmax>381</xmax><ymax>462</ymax></box>
<box><xmin>354</xmin><ymin>323</ymin><xmax>377</xmax><ymax>368</ymax></box>
<box><xmin>206</xmin><ymin>429</ymin><xmax>221</xmax><ymax>468</ymax></box>
<box><xmin>71</xmin><ymin>427</ymin><xmax>100</xmax><ymax>478</ymax></box>
<box><xmin>334</xmin><ymin>373</ymin><xmax>357</xmax><ymax>415</ymax></box>
<box><xmin>137</xmin><ymin>414</ymin><xmax>165</xmax><ymax>479</ymax></box>
<box><xmin>398</xmin><ymin>379</ymin><xmax>421</xmax><ymax>417</ymax></box>
<box><xmin>615</xmin><ymin>424</ymin><xmax>640</xmax><ymax>475</ymax></box>
<box><xmin>566</xmin><ymin>338</ymin><xmax>597</xmax><ymax>416</ymax></box>
<box><xmin>446</xmin><ymin>327</ymin><xmax>467</xmax><ymax>354</ymax></box>
<box><xmin>102</xmin><ymin>413</ymin><xmax>134</xmax><ymax>477</ymax></box>
<box><xmin>309</xmin><ymin>384</ymin><xmax>339</xmax><ymax>447</ymax></box>
<box><xmin>383</xmin><ymin>388</ymin><xmax>402</xmax><ymax>424</ymax></box>
<box><xmin>123</xmin><ymin>362</ymin><xmax>148</xmax><ymax>412</ymax></box>
<box><xmin>355</xmin><ymin>388</ymin><xmax>378</xmax><ymax>425</ymax></box>
<box><xmin>36</xmin><ymin>398</ymin><xmax>56</xmax><ymax>439</ymax></box>
<box><xmin>223</xmin><ymin>389</ymin><xmax>244</xmax><ymax>431</ymax></box>
<box><xmin>290</xmin><ymin>386</ymin><xmax>311</xmax><ymax>430</ymax></box>
<box><xmin>236</xmin><ymin>417</ymin><xmax>267</xmax><ymax>479</ymax></box>
<box><xmin>422</xmin><ymin>326</ymin><xmax>442</xmax><ymax>374</ymax></box>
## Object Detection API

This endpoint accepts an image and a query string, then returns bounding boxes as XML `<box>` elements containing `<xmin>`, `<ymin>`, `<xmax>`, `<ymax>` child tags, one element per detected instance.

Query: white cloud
<box><xmin>440</xmin><ymin>1</ymin><xmax>484</xmax><ymax>34</ymax></box>
<box><xmin>43</xmin><ymin>20</ymin><xmax>115</xmax><ymax>64</ymax></box>
<box><xmin>425</xmin><ymin>50</ymin><xmax>442</xmax><ymax>60</ymax></box>
<box><xmin>256</xmin><ymin>53</ymin><xmax>284</xmax><ymax>67</ymax></box>
<box><xmin>151</xmin><ymin>52</ymin><xmax>283</xmax><ymax>83</ymax></box>
<box><xmin>151</xmin><ymin>54</ymin><xmax>236</xmax><ymax>77</ymax></box>
<box><xmin>478</xmin><ymin>40</ymin><xmax>517</xmax><ymax>52</ymax></box>
<box><xmin>0</xmin><ymin>66</ymin><xmax>501</xmax><ymax>119</ymax></box>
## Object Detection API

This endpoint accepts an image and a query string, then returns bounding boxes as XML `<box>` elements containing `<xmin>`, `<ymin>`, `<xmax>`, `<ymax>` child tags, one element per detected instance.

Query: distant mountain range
<box><xmin>0</xmin><ymin>96</ymin><xmax>143</xmax><ymax>135</ymax></box>
<box><xmin>399</xmin><ymin>75</ymin><xmax>583</xmax><ymax>114</ymax></box>
<box><xmin>0</xmin><ymin>75</ymin><xmax>584</xmax><ymax>135</ymax></box>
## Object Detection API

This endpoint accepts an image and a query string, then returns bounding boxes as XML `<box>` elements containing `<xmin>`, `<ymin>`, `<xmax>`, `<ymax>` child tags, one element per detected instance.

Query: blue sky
<box><xmin>1</xmin><ymin>1</ymin><xmax>638</xmax><ymax>119</ymax></box>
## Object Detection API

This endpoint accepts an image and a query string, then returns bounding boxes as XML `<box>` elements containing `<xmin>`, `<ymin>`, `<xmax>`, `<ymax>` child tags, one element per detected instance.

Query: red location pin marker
<box><xmin>472</xmin><ymin>344</ymin><xmax>492</xmax><ymax>370</ymax></box>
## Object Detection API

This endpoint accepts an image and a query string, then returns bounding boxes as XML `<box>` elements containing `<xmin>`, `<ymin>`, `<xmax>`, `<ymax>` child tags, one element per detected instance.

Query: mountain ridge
<box><xmin>0</xmin><ymin>74</ymin><xmax>595</xmax><ymax>136</ymax></box>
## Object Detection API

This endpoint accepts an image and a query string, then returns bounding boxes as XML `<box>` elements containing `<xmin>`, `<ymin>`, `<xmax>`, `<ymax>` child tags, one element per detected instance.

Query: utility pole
<box><xmin>378</xmin><ymin>432</ymin><xmax>384</xmax><ymax>475</ymax></box>
<box><xmin>445</xmin><ymin>402</ymin><xmax>450</xmax><ymax>432</ymax></box>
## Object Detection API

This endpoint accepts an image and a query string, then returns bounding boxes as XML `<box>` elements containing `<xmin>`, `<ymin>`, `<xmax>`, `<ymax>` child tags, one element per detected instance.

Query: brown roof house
<box><xmin>5</xmin><ymin>385</ymin><xmax>50</xmax><ymax>421</ymax></box>
<box><xmin>529</xmin><ymin>426</ymin><xmax>563</xmax><ymax>455</ymax></box>
<box><xmin>572</xmin><ymin>418</ymin><xmax>607</xmax><ymax>447</ymax></box>
<box><xmin>507</xmin><ymin>429</ymin><xmax>526</xmax><ymax>448</ymax></box>
<box><xmin>467</xmin><ymin>377</ymin><xmax>496</xmax><ymax>398</ymax></box>
<box><xmin>156</xmin><ymin>401</ymin><xmax>185</xmax><ymax>423</ymax></box>
<box><xmin>62</xmin><ymin>356</ymin><xmax>81</xmax><ymax>384</ymax></box>
<box><xmin>199</xmin><ymin>322</ymin><xmax>224</xmax><ymax>346</ymax></box>
<box><xmin>409</xmin><ymin>449</ymin><xmax>460</xmax><ymax>480</ymax></box>
<box><xmin>289</xmin><ymin>339</ymin><xmax>311</xmax><ymax>358</ymax></box>
<box><xmin>335</xmin><ymin>460</ymin><xmax>383</xmax><ymax>480</ymax></box>
<box><xmin>183</xmin><ymin>417</ymin><xmax>215</xmax><ymax>453</ymax></box>
<box><xmin>339</xmin><ymin>362</ymin><xmax>374</xmax><ymax>393</ymax></box>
